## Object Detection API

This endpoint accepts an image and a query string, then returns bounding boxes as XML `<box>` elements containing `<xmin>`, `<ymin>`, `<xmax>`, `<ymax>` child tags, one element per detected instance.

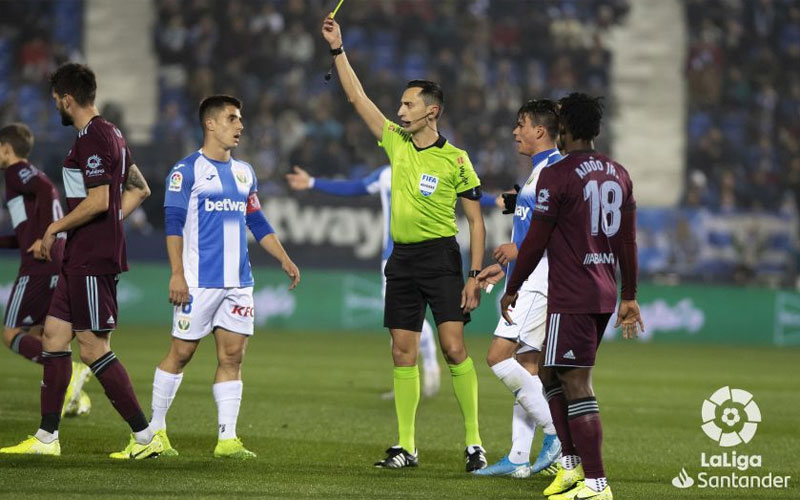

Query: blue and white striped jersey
<box><xmin>362</xmin><ymin>165</ymin><xmax>393</xmax><ymax>260</ymax></box>
<box><xmin>164</xmin><ymin>151</ymin><xmax>258</xmax><ymax>288</ymax></box>
<box><xmin>507</xmin><ymin>148</ymin><xmax>564</xmax><ymax>293</ymax></box>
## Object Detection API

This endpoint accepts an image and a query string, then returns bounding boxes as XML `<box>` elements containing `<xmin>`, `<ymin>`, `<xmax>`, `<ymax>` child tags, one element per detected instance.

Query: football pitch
<box><xmin>0</xmin><ymin>328</ymin><xmax>797</xmax><ymax>499</ymax></box>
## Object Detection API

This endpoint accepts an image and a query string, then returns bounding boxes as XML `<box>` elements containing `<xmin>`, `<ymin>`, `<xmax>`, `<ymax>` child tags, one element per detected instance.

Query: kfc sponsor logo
<box><xmin>231</xmin><ymin>305</ymin><xmax>255</xmax><ymax>318</ymax></box>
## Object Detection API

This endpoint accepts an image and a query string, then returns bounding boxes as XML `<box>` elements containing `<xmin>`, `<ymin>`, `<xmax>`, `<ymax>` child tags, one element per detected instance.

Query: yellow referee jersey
<box><xmin>381</xmin><ymin>120</ymin><xmax>481</xmax><ymax>244</ymax></box>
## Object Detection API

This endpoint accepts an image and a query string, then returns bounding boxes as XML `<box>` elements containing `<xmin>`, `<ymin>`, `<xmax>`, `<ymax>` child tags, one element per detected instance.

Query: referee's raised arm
<box><xmin>321</xmin><ymin>16</ymin><xmax>385</xmax><ymax>139</ymax></box>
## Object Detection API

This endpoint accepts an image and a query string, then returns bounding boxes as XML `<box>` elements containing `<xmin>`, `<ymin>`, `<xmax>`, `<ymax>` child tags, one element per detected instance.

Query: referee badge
<box><xmin>419</xmin><ymin>174</ymin><xmax>439</xmax><ymax>197</ymax></box>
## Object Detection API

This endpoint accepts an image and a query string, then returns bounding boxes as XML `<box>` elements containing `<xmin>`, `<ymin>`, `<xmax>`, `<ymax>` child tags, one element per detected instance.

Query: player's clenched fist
<box><xmin>321</xmin><ymin>16</ymin><xmax>343</xmax><ymax>49</ymax></box>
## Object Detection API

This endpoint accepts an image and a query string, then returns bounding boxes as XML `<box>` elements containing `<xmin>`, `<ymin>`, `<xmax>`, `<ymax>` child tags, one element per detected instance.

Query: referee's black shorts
<box><xmin>384</xmin><ymin>236</ymin><xmax>470</xmax><ymax>331</ymax></box>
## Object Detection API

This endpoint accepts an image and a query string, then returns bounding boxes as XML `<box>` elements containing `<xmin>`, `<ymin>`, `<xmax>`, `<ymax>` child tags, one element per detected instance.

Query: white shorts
<box><xmin>172</xmin><ymin>287</ymin><xmax>254</xmax><ymax>340</ymax></box>
<box><xmin>493</xmin><ymin>290</ymin><xmax>547</xmax><ymax>353</ymax></box>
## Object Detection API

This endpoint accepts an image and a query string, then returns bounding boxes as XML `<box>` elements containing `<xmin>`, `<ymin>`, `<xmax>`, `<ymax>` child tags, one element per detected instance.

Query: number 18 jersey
<box><xmin>531</xmin><ymin>151</ymin><xmax>636</xmax><ymax>314</ymax></box>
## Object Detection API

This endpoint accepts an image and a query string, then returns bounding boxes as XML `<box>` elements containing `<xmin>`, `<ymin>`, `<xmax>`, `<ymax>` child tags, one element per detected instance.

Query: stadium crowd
<box><xmin>0</xmin><ymin>0</ymin><xmax>83</xmax><ymax>143</ymax></box>
<box><xmin>151</xmin><ymin>0</ymin><xmax>629</xmax><ymax>194</ymax></box>
<box><xmin>684</xmin><ymin>0</ymin><xmax>800</xmax><ymax>215</ymax></box>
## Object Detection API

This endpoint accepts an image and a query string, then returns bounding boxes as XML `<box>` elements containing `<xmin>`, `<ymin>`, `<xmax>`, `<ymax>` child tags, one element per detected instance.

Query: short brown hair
<box><xmin>0</xmin><ymin>123</ymin><xmax>34</xmax><ymax>158</ymax></box>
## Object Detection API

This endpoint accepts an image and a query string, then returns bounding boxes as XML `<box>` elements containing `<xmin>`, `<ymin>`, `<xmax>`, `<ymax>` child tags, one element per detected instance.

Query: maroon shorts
<box><xmin>3</xmin><ymin>274</ymin><xmax>60</xmax><ymax>329</ymax></box>
<box><xmin>542</xmin><ymin>312</ymin><xmax>612</xmax><ymax>368</ymax></box>
<box><xmin>47</xmin><ymin>274</ymin><xmax>119</xmax><ymax>332</ymax></box>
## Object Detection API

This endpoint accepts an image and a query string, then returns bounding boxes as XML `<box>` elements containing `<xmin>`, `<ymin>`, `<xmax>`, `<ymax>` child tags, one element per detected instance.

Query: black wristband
<box><xmin>468</xmin><ymin>270</ymin><xmax>481</xmax><ymax>278</ymax></box>
<box><xmin>330</xmin><ymin>46</ymin><xmax>344</xmax><ymax>56</ymax></box>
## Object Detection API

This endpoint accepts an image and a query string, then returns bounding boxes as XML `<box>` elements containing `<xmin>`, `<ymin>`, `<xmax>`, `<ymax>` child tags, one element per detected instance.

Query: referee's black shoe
<box><xmin>465</xmin><ymin>445</ymin><xmax>488</xmax><ymax>472</ymax></box>
<box><xmin>374</xmin><ymin>446</ymin><xmax>418</xmax><ymax>469</ymax></box>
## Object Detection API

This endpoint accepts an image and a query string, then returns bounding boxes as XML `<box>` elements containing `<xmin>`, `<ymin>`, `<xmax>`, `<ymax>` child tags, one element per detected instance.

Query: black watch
<box><xmin>468</xmin><ymin>270</ymin><xmax>481</xmax><ymax>279</ymax></box>
<box><xmin>330</xmin><ymin>45</ymin><xmax>344</xmax><ymax>55</ymax></box>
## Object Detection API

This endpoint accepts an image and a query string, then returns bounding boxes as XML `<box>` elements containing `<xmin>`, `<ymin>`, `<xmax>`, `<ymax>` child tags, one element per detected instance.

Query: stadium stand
<box><xmin>151</xmin><ymin>0</ymin><xmax>630</xmax><ymax>193</ymax></box>
<box><xmin>684</xmin><ymin>0</ymin><xmax>800</xmax><ymax>215</ymax></box>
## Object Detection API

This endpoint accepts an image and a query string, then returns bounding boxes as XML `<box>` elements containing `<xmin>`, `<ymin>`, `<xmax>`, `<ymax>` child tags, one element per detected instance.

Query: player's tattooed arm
<box><xmin>121</xmin><ymin>164</ymin><xmax>152</xmax><ymax>219</ymax></box>
<box><xmin>124</xmin><ymin>164</ymin><xmax>149</xmax><ymax>192</ymax></box>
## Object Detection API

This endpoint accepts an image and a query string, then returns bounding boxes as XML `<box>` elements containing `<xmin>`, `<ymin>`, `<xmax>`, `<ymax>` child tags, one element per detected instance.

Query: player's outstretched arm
<box><xmin>36</xmin><ymin>185</ymin><xmax>109</xmax><ymax>261</ymax></box>
<box><xmin>321</xmin><ymin>16</ymin><xmax>385</xmax><ymax>139</ymax></box>
<box><xmin>121</xmin><ymin>164</ymin><xmax>152</xmax><ymax>219</ymax></box>
<box><xmin>286</xmin><ymin>165</ymin><xmax>372</xmax><ymax>197</ymax></box>
<box><xmin>460</xmin><ymin>197</ymin><xmax>485</xmax><ymax>313</ymax></box>
<box><xmin>258</xmin><ymin>234</ymin><xmax>300</xmax><ymax>290</ymax></box>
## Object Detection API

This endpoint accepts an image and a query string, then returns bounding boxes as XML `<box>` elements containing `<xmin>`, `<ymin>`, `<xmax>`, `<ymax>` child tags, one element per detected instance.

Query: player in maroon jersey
<box><xmin>0</xmin><ymin>123</ymin><xmax>92</xmax><ymax>416</ymax></box>
<box><xmin>500</xmin><ymin>93</ymin><xmax>644</xmax><ymax>500</ymax></box>
<box><xmin>0</xmin><ymin>123</ymin><xmax>64</xmax><ymax>360</ymax></box>
<box><xmin>0</xmin><ymin>63</ymin><xmax>156</xmax><ymax>458</ymax></box>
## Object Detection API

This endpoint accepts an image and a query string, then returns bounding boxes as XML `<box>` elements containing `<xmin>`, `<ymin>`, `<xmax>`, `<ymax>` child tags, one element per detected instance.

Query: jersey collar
<box><xmin>199</xmin><ymin>150</ymin><xmax>233</xmax><ymax>167</ymax></box>
<box><xmin>412</xmin><ymin>134</ymin><xmax>447</xmax><ymax>152</ymax></box>
<box><xmin>531</xmin><ymin>148</ymin><xmax>560</xmax><ymax>167</ymax></box>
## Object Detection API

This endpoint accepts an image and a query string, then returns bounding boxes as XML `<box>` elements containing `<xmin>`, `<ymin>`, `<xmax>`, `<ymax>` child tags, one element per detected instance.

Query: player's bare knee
<box><xmin>441</xmin><ymin>345</ymin><xmax>467</xmax><ymax>365</ymax></box>
<box><xmin>217</xmin><ymin>347</ymin><xmax>244</xmax><ymax>367</ymax></box>
<box><xmin>391</xmin><ymin>344</ymin><xmax>417</xmax><ymax>366</ymax></box>
<box><xmin>171</xmin><ymin>348</ymin><xmax>195</xmax><ymax>367</ymax></box>
<box><xmin>75</xmin><ymin>335</ymin><xmax>107</xmax><ymax>363</ymax></box>
<box><xmin>78</xmin><ymin>346</ymin><xmax>109</xmax><ymax>365</ymax></box>
<box><xmin>558</xmin><ymin>372</ymin><xmax>593</xmax><ymax>400</ymax></box>
<box><xmin>486</xmin><ymin>349</ymin><xmax>508</xmax><ymax>367</ymax></box>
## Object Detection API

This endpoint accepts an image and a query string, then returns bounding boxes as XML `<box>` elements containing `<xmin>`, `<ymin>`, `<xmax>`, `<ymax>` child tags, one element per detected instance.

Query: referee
<box><xmin>322</xmin><ymin>16</ymin><xmax>487</xmax><ymax>472</ymax></box>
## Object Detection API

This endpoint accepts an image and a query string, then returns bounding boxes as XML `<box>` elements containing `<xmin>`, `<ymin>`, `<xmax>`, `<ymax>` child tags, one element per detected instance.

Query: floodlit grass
<box><xmin>0</xmin><ymin>328</ymin><xmax>798</xmax><ymax>499</ymax></box>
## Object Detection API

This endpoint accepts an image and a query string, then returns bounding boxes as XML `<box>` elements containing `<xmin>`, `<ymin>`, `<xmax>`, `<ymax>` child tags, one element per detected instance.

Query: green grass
<box><xmin>0</xmin><ymin>329</ymin><xmax>798</xmax><ymax>499</ymax></box>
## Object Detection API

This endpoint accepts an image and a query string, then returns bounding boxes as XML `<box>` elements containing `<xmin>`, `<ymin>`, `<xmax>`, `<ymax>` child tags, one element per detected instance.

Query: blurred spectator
<box><xmin>0</xmin><ymin>2</ymin><xmax>81</xmax><ymax>140</ymax></box>
<box><xmin>152</xmin><ymin>0</ymin><xmax>628</xmax><ymax>193</ymax></box>
<box><xmin>685</xmin><ymin>0</ymin><xmax>800</xmax><ymax>214</ymax></box>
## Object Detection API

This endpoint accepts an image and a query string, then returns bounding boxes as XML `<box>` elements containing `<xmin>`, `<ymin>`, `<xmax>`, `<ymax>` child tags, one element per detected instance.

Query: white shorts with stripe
<box><xmin>172</xmin><ymin>287</ymin><xmax>254</xmax><ymax>340</ymax></box>
<box><xmin>493</xmin><ymin>290</ymin><xmax>547</xmax><ymax>353</ymax></box>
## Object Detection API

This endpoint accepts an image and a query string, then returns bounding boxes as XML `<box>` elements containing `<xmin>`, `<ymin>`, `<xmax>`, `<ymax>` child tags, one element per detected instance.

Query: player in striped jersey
<box><xmin>0</xmin><ymin>123</ymin><xmax>90</xmax><ymax>417</ymax></box>
<box><xmin>147</xmin><ymin>95</ymin><xmax>300</xmax><ymax>459</ymax></box>
<box><xmin>474</xmin><ymin>100</ymin><xmax>562</xmax><ymax>478</ymax></box>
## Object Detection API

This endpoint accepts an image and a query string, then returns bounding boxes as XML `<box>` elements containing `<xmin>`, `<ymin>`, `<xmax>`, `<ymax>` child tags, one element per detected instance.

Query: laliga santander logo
<box><xmin>671</xmin><ymin>387</ymin><xmax>791</xmax><ymax>490</ymax></box>
<box><xmin>701</xmin><ymin>386</ymin><xmax>761</xmax><ymax>447</ymax></box>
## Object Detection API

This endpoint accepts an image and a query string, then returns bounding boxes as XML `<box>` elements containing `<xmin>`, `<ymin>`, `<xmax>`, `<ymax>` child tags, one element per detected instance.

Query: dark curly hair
<box><xmin>558</xmin><ymin>93</ymin><xmax>604</xmax><ymax>141</ymax></box>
